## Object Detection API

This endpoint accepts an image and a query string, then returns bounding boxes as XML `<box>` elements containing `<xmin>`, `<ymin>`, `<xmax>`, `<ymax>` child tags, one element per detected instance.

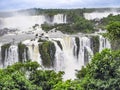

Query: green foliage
<box><xmin>71</xmin><ymin>16</ymin><xmax>94</xmax><ymax>33</ymax></box>
<box><xmin>76</xmin><ymin>49</ymin><xmax>120</xmax><ymax>90</ymax></box>
<box><xmin>104</xmin><ymin>21</ymin><xmax>120</xmax><ymax>50</ymax></box>
<box><xmin>41</xmin><ymin>10</ymin><xmax>95</xmax><ymax>34</ymax></box>
<box><xmin>53</xmin><ymin>80</ymin><xmax>75</xmax><ymax>90</ymax></box>
<box><xmin>41</xmin><ymin>22</ymin><xmax>54</xmax><ymax>31</ymax></box>
<box><xmin>1</xmin><ymin>49</ymin><xmax>120</xmax><ymax>89</ymax></box>
<box><xmin>24</xmin><ymin>61</ymin><xmax>40</xmax><ymax>71</ymax></box>
<box><xmin>29</xmin><ymin>70</ymin><xmax>64</xmax><ymax>90</ymax></box>
<box><xmin>1</xmin><ymin>43</ymin><xmax>11</xmax><ymax>62</ymax></box>
<box><xmin>76</xmin><ymin>66</ymin><xmax>87</xmax><ymax>79</ymax></box>
<box><xmin>106</xmin><ymin>21</ymin><xmax>120</xmax><ymax>40</ymax></box>
<box><xmin>22</xmin><ymin>8</ymin><xmax>120</xmax><ymax>17</ymax></box>
<box><xmin>39</xmin><ymin>41</ymin><xmax>56</xmax><ymax>68</ymax></box>
<box><xmin>88</xmin><ymin>49</ymin><xmax>120</xmax><ymax>80</ymax></box>
<box><xmin>41</xmin><ymin>19</ymin><xmax>94</xmax><ymax>34</ymax></box>
<box><xmin>99</xmin><ymin>14</ymin><xmax>120</xmax><ymax>28</ymax></box>
<box><xmin>53</xmin><ymin>80</ymin><xmax>83</xmax><ymax>90</ymax></box>
<box><xmin>111</xmin><ymin>39</ymin><xmax>120</xmax><ymax>50</ymax></box>
<box><xmin>0</xmin><ymin>61</ymin><xmax>42</xmax><ymax>90</ymax></box>
<box><xmin>0</xmin><ymin>61</ymin><xmax>64</xmax><ymax>90</ymax></box>
<box><xmin>18</xmin><ymin>42</ymin><xmax>28</xmax><ymax>62</ymax></box>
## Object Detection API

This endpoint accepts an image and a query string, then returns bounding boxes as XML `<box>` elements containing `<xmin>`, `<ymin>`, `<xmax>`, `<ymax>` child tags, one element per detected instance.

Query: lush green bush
<box><xmin>0</xmin><ymin>61</ymin><xmax>65</xmax><ymax>90</ymax></box>
<box><xmin>41</xmin><ymin>22</ymin><xmax>54</xmax><ymax>31</ymax></box>
<box><xmin>30</xmin><ymin>70</ymin><xmax>64</xmax><ymax>90</ymax></box>
<box><xmin>1</xmin><ymin>49</ymin><xmax>120</xmax><ymax>90</ymax></box>
<box><xmin>104</xmin><ymin>21</ymin><xmax>120</xmax><ymax>50</ymax></box>
<box><xmin>0</xmin><ymin>61</ymin><xmax>42</xmax><ymax>90</ymax></box>
<box><xmin>106</xmin><ymin>21</ymin><xmax>120</xmax><ymax>40</ymax></box>
<box><xmin>98</xmin><ymin>14</ymin><xmax>120</xmax><ymax>29</ymax></box>
<box><xmin>76</xmin><ymin>49</ymin><xmax>120</xmax><ymax>90</ymax></box>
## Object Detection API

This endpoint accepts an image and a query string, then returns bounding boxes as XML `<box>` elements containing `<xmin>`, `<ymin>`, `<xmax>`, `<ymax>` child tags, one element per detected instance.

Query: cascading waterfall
<box><xmin>0</xmin><ymin>44</ymin><xmax>3</xmax><ymax>68</ymax></box>
<box><xmin>1</xmin><ymin>14</ymin><xmax>67</xmax><ymax>30</ymax></box>
<box><xmin>0</xmin><ymin>12</ymin><xmax>114</xmax><ymax>80</ymax></box>
<box><xmin>52</xmin><ymin>40</ymin><xmax>64</xmax><ymax>71</ymax></box>
<box><xmin>3</xmin><ymin>45</ymin><xmax>18</xmax><ymax>67</ymax></box>
<box><xmin>53</xmin><ymin>14</ymin><xmax>67</xmax><ymax>24</ymax></box>
<box><xmin>99</xmin><ymin>35</ymin><xmax>111</xmax><ymax>52</ymax></box>
<box><xmin>0</xmin><ymin>35</ymin><xmax>111</xmax><ymax>80</ymax></box>
<box><xmin>50</xmin><ymin>36</ymin><xmax>93</xmax><ymax>80</ymax></box>
<box><xmin>26</xmin><ymin>41</ymin><xmax>42</xmax><ymax>64</ymax></box>
<box><xmin>78</xmin><ymin>37</ymin><xmax>93</xmax><ymax>66</ymax></box>
<box><xmin>52</xmin><ymin>37</ymin><xmax>78</xmax><ymax>80</ymax></box>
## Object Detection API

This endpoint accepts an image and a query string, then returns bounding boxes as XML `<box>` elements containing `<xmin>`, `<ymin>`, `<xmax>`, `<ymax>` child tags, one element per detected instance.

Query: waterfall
<box><xmin>84</xmin><ymin>12</ymin><xmax>120</xmax><ymax>20</ymax></box>
<box><xmin>78</xmin><ymin>37</ymin><xmax>93</xmax><ymax>66</ymax></box>
<box><xmin>99</xmin><ymin>35</ymin><xmax>111</xmax><ymax>52</ymax></box>
<box><xmin>53</xmin><ymin>40</ymin><xmax>64</xmax><ymax>71</ymax></box>
<box><xmin>53</xmin><ymin>14</ymin><xmax>67</xmax><ymax>24</ymax></box>
<box><xmin>1</xmin><ymin>14</ymin><xmax>66</xmax><ymax>30</ymax></box>
<box><xmin>51</xmin><ymin>37</ymin><xmax>78</xmax><ymax>80</ymax></box>
<box><xmin>0</xmin><ymin>44</ymin><xmax>3</xmax><ymax>68</ymax></box>
<box><xmin>51</xmin><ymin>36</ymin><xmax>93</xmax><ymax>80</ymax></box>
<box><xmin>0</xmin><ymin>35</ymin><xmax>111</xmax><ymax>80</ymax></box>
<box><xmin>23</xmin><ymin>39</ymin><xmax>42</xmax><ymax>64</ymax></box>
<box><xmin>3</xmin><ymin>45</ymin><xmax>18</xmax><ymax>67</ymax></box>
<box><xmin>27</xmin><ymin>43</ymin><xmax>41</xmax><ymax>64</ymax></box>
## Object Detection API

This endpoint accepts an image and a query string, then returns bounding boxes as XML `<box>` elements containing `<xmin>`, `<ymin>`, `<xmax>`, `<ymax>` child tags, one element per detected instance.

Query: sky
<box><xmin>0</xmin><ymin>0</ymin><xmax>120</xmax><ymax>11</ymax></box>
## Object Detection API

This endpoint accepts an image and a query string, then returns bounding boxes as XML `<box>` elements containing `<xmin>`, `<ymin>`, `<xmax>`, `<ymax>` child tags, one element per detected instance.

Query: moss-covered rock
<box><xmin>39</xmin><ymin>41</ymin><xmax>56</xmax><ymax>68</ymax></box>
<box><xmin>90</xmin><ymin>36</ymin><xmax>99</xmax><ymax>54</ymax></box>
<box><xmin>18</xmin><ymin>42</ymin><xmax>28</xmax><ymax>62</ymax></box>
<box><xmin>38</xmin><ymin>38</ymin><xmax>46</xmax><ymax>42</ymax></box>
<box><xmin>75</xmin><ymin>37</ymin><xmax>80</xmax><ymax>59</ymax></box>
<box><xmin>1</xmin><ymin>43</ymin><xmax>11</xmax><ymax>62</ymax></box>
<box><xmin>56</xmin><ymin>40</ymin><xmax>63</xmax><ymax>50</ymax></box>
<box><xmin>111</xmin><ymin>39</ymin><xmax>120</xmax><ymax>50</ymax></box>
<box><xmin>84</xmin><ymin>47</ymin><xmax>89</xmax><ymax>65</ymax></box>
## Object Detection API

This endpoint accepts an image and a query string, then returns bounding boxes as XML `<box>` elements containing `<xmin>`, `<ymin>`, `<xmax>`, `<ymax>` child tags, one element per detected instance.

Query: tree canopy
<box><xmin>1</xmin><ymin>49</ymin><xmax>120</xmax><ymax>90</ymax></box>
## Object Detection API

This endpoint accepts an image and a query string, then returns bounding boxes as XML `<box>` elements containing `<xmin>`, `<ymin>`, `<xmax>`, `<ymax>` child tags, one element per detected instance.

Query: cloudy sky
<box><xmin>0</xmin><ymin>0</ymin><xmax>120</xmax><ymax>11</ymax></box>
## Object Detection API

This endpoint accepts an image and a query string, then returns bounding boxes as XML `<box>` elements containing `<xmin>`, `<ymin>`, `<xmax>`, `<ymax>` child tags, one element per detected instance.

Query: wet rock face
<box><xmin>39</xmin><ymin>41</ymin><xmax>56</xmax><ymax>68</ymax></box>
<box><xmin>90</xmin><ymin>36</ymin><xmax>100</xmax><ymax>54</ymax></box>
<box><xmin>0</xmin><ymin>28</ymin><xmax>16</xmax><ymax>36</ymax></box>
<box><xmin>0</xmin><ymin>28</ymin><xmax>10</xmax><ymax>36</ymax></box>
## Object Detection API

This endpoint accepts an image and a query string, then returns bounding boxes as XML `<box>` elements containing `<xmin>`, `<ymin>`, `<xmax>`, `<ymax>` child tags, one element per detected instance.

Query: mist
<box><xmin>84</xmin><ymin>10</ymin><xmax>120</xmax><ymax>20</ymax></box>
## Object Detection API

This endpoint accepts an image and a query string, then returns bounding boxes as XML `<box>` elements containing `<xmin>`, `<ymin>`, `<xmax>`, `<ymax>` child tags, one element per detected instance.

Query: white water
<box><xmin>0</xmin><ymin>35</ymin><xmax>111</xmax><ymax>80</ymax></box>
<box><xmin>23</xmin><ymin>39</ymin><xmax>42</xmax><ymax>64</ymax></box>
<box><xmin>84</xmin><ymin>12</ymin><xmax>120</xmax><ymax>20</ymax></box>
<box><xmin>4</xmin><ymin>45</ymin><xmax>18</xmax><ymax>67</ymax></box>
<box><xmin>99</xmin><ymin>35</ymin><xmax>111</xmax><ymax>52</ymax></box>
<box><xmin>0</xmin><ymin>44</ymin><xmax>3</xmax><ymax>68</ymax></box>
<box><xmin>50</xmin><ymin>36</ymin><xmax>93</xmax><ymax>80</ymax></box>
<box><xmin>0</xmin><ymin>12</ymin><xmax>112</xmax><ymax>80</ymax></box>
<box><xmin>0</xmin><ymin>14</ymin><xmax>67</xmax><ymax>30</ymax></box>
<box><xmin>1</xmin><ymin>15</ymin><xmax>46</xmax><ymax>30</ymax></box>
<box><xmin>53</xmin><ymin>14</ymin><xmax>67</xmax><ymax>24</ymax></box>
